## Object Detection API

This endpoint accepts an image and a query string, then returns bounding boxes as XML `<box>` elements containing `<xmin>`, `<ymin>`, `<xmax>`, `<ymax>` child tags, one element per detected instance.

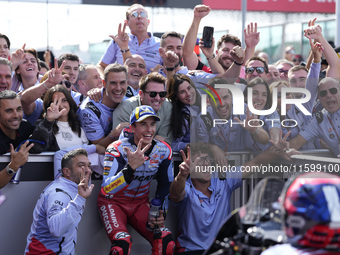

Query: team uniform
<box><xmin>78</xmin><ymin>88</ymin><xmax>114</xmax><ymax>141</ymax></box>
<box><xmin>123</xmin><ymin>85</ymin><xmax>139</xmax><ymax>101</ymax></box>
<box><xmin>97</xmin><ymin>136</ymin><xmax>175</xmax><ymax>254</ymax></box>
<box><xmin>244</xmin><ymin>111</ymin><xmax>281</xmax><ymax>151</ymax></box>
<box><xmin>25</xmin><ymin>177</ymin><xmax>86</xmax><ymax>255</ymax></box>
<box><xmin>195</xmin><ymin>104</ymin><xmax>248</xmax><ymax>152</ymax></box>
<box><xmin>281</xmin><ymin>62</ymin><xmax>321</xmax><ymax>150</ymax></box>
<box><xmin>299</xmin><ymin>108</ymin><xmax>340</xmax><ymax>156</ymax></box>
<box><xmin>100</xmin><ymin>33</ymin><xmax>162</xmax><ymax>73</ymax></box>
<box><xmin>172</xmin><ymin>170</ymin><xmax>242</xmax><ymax>253</ymax></box>
<box><xmin>111</xmin><ymin>95</ymin><xmax>173</xmax><ymax>144</ymax></box>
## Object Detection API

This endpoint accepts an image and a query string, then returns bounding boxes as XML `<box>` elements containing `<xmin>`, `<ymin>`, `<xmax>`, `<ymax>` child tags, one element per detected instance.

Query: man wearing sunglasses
<box><xmin>289</xmin><ymin>77</ymin><xmax>340</xmax><ymax>157</ymax></box>
<box><xmin>111</xmin><ymin>72</ymin><xmax>173</xmax><ymax>144</ymax></box>
<box><xmin>97</xmin><ymin>4</ymin><xmax>162</xmax><ymax>75</ymax></box>
<box><xmin>275</xmin><ymin>59</ymin><xmax>294</xmax><ymax>82</ymax></box>
<box><xmin>244</xmin><ymin>56</ymin><xmax>269</xmax><ymax>84</ymax></box>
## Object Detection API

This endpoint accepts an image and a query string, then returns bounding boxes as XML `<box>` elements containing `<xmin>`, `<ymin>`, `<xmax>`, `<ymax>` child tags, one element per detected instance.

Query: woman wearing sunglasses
<box><xmin>167</xmin><ymin>74</ymin><xmax>201</xmax><ymax>152</ymax></box>
<box><xmin>243</xmin><ymin>77</ymin><xmax>281</xmax><ymax>151</ymax></box>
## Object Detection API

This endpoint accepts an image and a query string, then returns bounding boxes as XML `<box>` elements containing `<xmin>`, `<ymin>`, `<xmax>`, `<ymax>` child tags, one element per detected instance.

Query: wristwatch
<box><xmin>6</xmin><ymin>165</ymin><xmax>15</xmax><ymax>176</ymax></box>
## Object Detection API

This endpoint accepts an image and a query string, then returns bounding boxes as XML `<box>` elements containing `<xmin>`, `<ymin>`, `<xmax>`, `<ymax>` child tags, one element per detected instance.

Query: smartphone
<box><xmin>202</xmin><ymin>26</ymin><xmax>214</xmax><ymax>48</ymax></box>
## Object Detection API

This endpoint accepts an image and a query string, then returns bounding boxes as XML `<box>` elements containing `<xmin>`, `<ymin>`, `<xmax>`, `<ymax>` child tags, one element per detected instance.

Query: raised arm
<box><xmin>170</xmin><ymin>148</ymin><xmax>190</xmax><ymax>203</ymax></box>
<box><xmin>182</xmin><ymin>4</ymin><xmax>211</xmax><ymax>70</ymax></box>
<box><xmin>20</xmin><ymin>59</ymin><xmax>65</xmax><ymax>116</ymax></box>
<box><xmin>244</xmin><ymin>22</ymin><xmax>260</xmax><ymax>64</ymax></box>
<box><xmin>304</xmin><ymin>20</ymin><xmax>340</xmax><ymax>81</ymax></box>
<box><xmin>109</xmin><ymin>23</ymin><xmax>132</xmax><ymax>64</ymax></box>
<box><xmin>217</xmin><ymin>45</ymin><xmax>245</xmax><ymax>83</ymax></box>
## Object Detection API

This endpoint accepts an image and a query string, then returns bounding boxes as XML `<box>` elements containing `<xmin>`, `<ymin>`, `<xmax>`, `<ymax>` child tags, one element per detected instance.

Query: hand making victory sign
<box><xmin>125</xmin><ymin>139</ymin><xmax>152</xmax><ymax>170</ymax></box>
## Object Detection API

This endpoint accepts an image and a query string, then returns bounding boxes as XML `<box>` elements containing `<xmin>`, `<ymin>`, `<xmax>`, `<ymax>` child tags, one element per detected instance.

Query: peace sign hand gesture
<box><xmin>178</xmin><ymin>148</ymin><xmax>191</xmax><ymax>178</ymax></box>
<box><xmin>125</xmin><ymin>139</ymin><xmax>151</xmax><ymax>170</ymax></box>
<box><xmin>46</xmin><ymin>96</ymin><xmax>68</xmax><ymax>122</ymax></box>
<box><xmin>44</xmin><ymin>58</ymin><xmax>66</xmax><ymax>88</ymax></box>
<box><xmin>78</xmin><ymin>171</ymin><xmax>94</xmax><ymax>199</ymax></box>
<box><xmin>110</xmin><ymin>23</ymin><xmax>129</xmax><ymax>51</ymax></box>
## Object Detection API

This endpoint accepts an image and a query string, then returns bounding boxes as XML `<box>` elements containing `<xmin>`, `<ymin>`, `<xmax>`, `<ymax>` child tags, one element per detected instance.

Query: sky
<box><xmin>0</xmin><ymin>1</ymin><xmax>335</xmax><ymax>63</ymax></box>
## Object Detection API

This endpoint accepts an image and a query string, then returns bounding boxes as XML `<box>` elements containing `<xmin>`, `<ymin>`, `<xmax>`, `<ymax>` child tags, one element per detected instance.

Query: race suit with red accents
<box><xmin>97</xmin><ymin>136</ymin><xmax>175</xmax><ymax>255</ymax></box>
<box><xmin>100</xmin><ymin>136</ymin><xmax>173</xmax><ymax>202</ymax></box>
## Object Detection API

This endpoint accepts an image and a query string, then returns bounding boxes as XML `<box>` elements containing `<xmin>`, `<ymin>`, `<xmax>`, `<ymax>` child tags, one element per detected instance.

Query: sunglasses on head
<box><xmin>131</xmin><ymin>11</ymin><xmax>147</xmax><ymax>18</ymax></box>
<box><xmin>245</xmin><ymin>67</ymin><xmax>265</xmax><ymax>74</ymax></box>
<box><xmin>144</xmin><ymin>91</ymin><xmax>167</xmax><ymax>98</ymax></box>
<box><xmin>60</xmin><ymin>80</ymin><xmax>72</xmax><ymax>88</ymax></box>
<box><xmin>319</xmin><ymin>87</ymin><xmax>338</xmax><ymax>97</ymax></box>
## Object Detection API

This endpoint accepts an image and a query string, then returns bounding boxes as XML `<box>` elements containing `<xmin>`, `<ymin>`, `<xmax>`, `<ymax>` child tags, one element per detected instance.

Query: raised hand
<box><xmin>178</xmin><ymin>148</ymin><xmax>191</xmax><ymax>178</ymax></box>
<box><xmin>230</xmin><ymin>45</ymin><xmax>245</xmax><ymax>65</ymax></box>
<box><xmin>193</xmin><ymin>4</ymin><xmax>211</xmax><ymax>19</ymax></box>
<box><xmin>78</xmin><ymin>170</ymin><xmax>94</xmax><ymax>199</ymax></box>
<box><xmin>309</xmin><ymin>38</ymin><xmax>323</xmax><ymax>63</ymax></box>
<box><xmin>199</xmin><ymin>37</ymin><xmax>215</xmax><ymax>59</ymax></box>
<box><xmin>244</xmin><ymin>22</ymin><xmax>260</xmax><ymax>48</ymax></box>
<box><xmin>125</xmin><ymin>139</ymin><xmax>151</xmax><ymax>170</ymax></box>
<box><xmin>110</xmin><ymin>122</ymin><xmax>130</xmax><ymax>139</ymax></box>
<box><xmin>11</xmin><ymin>43</ymin><xmax>26</xmax><ymax>70</ymax></box>
<box><xmin>304</xmin><ymin>25</ymin><xmax>323</xmax><ymax>41</ymax></box>
<box><xmin>269</xmin><ymin>130</ymin><xmax>290</xmax><ymax>153</ymax></box>
<box><xmin>10</xmin><ymin>141</ymin><xmax>34</xmax><ymax>170</ymax></box>
<box><xmin>109</xmin><ymin>23</ymin><xmax>129</xmax><ymax>50</ymax></box>
<box><xmin>46</xmin><ymin>96</ymin><xmax>68</xmax><ymax>122</ymax></box>
<box><xmin>87</xmin><ymin>87</ymin><xmax>102</xmax><ymax>103</ymax></box>
<box><xmin>44</xmin><ymin>58</ymin><xmax>66</xmax><ymax>88</ymax></box>
<box><xmin>235</xmin><ymin>107</ymin><xmax>259</xmax><ymax>133</ymax></box>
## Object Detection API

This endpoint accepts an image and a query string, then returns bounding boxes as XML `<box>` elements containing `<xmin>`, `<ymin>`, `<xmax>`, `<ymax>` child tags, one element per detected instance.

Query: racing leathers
<box><xmin>25</xmin><ymin>177</ymin><xmax>86</xmax><ymax>255</ymax></box>
<box><xmin>97</xmin><ymin>136</ymin><xmax>175</xmax><ymax>255</ymax></box>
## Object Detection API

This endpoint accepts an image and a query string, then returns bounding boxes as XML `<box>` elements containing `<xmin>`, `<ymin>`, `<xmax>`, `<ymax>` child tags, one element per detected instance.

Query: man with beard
<box><xmin>158</xmin><ymin>31</ymin><xmax>245</xmax><ymax>89</ymax></box>
<box><xmin>170</xmin><ymin>142</ymin><xmax>298</xmax><ymax>253</ymax></box>
<box><xmin>182</xmin><ymin>5</ymin><xmax>259</xmax><ymax>76</ymax></box>
<box><xmin>0</xmin><ymin>90</ymin><xmax>33</xmax><ymax>154</ymax></box>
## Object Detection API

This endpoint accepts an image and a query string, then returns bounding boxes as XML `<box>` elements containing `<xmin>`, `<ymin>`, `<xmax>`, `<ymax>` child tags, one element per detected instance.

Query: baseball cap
<box><xmin>130</xmin><ymin>105</ymin><xmax>161</xmax><ymax>125</ymax></box>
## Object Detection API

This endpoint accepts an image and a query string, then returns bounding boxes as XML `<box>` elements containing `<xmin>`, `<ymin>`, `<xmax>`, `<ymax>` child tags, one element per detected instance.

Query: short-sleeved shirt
<box><xmin>23</xmin><ymin>98</ymin><xmax>43</xmax><ymax>125</ymax></box>
<box><xmin>195</xmin><ymin>105</ymin><xmax>247</xmax><ymax>152</ymax></box>
<box><xmin>0</xmin><ymin>119</ymin><xmax>33</xmax><ymax>154</ymax></box>
<box><xmin>173</xmin><ymin>169</ymin><xmax>242</xmax><ymax>252</ymax></box>
<box><xmin>78</xmin><ymin>89</ymin><xmax>114</xmax><ymax>141</ymax></box>
<box><xmin>300</xmin><ymin>108</ymin><xmax>340</xmax><ymax>156</ymax></box>
<box><xmin>100</xmin><ymin>33</ymin><xmax>162</xmax><ymax>73</ymax></box>
<box><xmin>281</xmin><ymin>62</ymin><xmax>321</xmax><ymax>150</ymax></box>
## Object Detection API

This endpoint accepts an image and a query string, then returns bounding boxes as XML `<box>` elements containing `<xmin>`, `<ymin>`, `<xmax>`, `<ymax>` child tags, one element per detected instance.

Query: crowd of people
<box><xmin>1</xmin><ymin>3</ymin><xmax>340</xmax><ymax>255</ymax></box>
